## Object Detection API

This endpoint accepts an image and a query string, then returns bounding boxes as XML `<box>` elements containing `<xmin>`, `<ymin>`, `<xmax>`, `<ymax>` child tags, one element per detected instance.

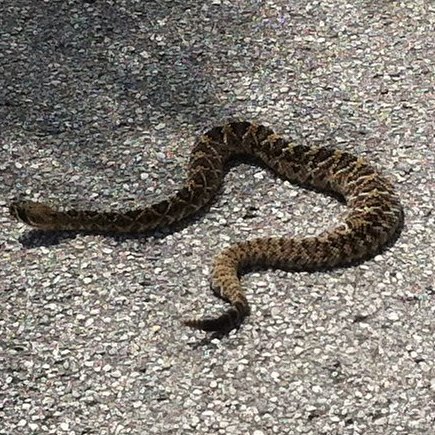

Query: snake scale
<box><xmin>10</xmin><ymin>121</ymin><xmax>403</xmax><ymax>333</ymax></box>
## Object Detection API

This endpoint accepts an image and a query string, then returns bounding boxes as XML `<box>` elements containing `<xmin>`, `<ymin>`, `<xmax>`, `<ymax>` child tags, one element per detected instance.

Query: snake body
<box><xmin>10</xmin><ymin>122</ymin><xmax>403</xmax><ymax>332</ymax></box>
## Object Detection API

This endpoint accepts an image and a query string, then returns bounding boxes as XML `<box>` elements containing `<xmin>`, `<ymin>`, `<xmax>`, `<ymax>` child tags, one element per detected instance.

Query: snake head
<box><xmin>9</xmin><ymin>201</ymin><xmax>58</xmax><ymax>230</ymax></box>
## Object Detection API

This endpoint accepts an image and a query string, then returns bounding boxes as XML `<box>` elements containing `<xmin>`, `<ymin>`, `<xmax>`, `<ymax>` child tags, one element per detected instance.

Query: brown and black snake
<box><xmin>9</xmin><ymin>121</ymin><xmax>403</xmax><ymax>333</ymax></box>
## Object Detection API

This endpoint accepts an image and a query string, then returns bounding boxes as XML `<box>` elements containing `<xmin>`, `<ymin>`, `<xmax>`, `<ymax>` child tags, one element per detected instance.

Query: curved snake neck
<box><xmin>10</xmin><ymin>121</ymin><xmax>403</xmax><ymax>333</ymax></box>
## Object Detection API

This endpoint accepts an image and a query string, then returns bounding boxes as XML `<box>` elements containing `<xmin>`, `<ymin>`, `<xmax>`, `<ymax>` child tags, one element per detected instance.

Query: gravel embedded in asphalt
<box><xmin>1</xmin><ymin>1</ymin><xmax>434</xmax><ymax>434</ymax></box>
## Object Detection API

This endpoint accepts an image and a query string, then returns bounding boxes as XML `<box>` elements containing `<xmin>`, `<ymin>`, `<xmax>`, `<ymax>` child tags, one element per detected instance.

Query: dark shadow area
<box><xmin>0</xmin><ymin>0</ymin><xmax>264</xmax><ymax>144</ymax></box>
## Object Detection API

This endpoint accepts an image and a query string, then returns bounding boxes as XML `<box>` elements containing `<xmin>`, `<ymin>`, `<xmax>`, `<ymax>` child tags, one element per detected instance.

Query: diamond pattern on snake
<box><xmin>10</xmin><ymin>121</ymin><xmax>403</xmax><ymax>333</ymax></box>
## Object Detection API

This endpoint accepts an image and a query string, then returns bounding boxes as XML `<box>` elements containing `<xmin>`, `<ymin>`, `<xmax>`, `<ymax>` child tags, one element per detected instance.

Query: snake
<box><xmin>9</xmin><ymin>121</ymin><xmax>403</xmax><ymax>333</ymax></box>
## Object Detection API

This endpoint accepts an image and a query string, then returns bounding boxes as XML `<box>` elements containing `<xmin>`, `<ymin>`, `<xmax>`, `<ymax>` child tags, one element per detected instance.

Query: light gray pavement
<box><xmin>1</xmin><ymin>1</ymin><xmax>434</xmax><ymax>434</ymax></box>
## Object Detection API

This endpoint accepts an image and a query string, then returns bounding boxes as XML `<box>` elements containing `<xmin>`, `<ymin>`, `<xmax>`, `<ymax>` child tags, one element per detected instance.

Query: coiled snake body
<box><xmin>10</xmin><ymin>122</ymin><xmax>403</xmax><ymax>333</ymax></box>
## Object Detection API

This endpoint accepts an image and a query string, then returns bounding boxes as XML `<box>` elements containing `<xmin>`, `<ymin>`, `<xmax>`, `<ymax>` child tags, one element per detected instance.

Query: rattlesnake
<box><xmin>10</xmin><ymin>121</ymin><xmax>403</xmax><ymax>333</ymax></box>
